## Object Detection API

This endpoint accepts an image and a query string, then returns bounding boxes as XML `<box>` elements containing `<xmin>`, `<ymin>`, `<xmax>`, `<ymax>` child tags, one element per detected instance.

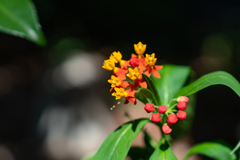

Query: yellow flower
<box><xmin>134</xmin><ymin>42</ymin><xmax>146</xmax><ymax>56</ymax></box>
<box><xmin>102</xmin><ymin>59</ymin><xmax>115</xmax><ymax>70</ymax></box>
<box><xmin>112</xmin><ymin>87</ymin><xmax>127</xmax><ymax>100</ymax></box>
<box><xmin>145</xmin><ymin>53</ymin><xmax>157</xmax><ymax>67</ymax></box>
<box><xmin>127</xmin><ymin>67</ymin><xmax>141</xmax><ymax>80</ymax></box>
<box><xmin>110</xmin><ymin>51</ymin><xmax>122</xmax><ymax>63</ymax></box>
<box><xmin>108</xmin><ymin>75</ymin><xmax>121</xmax><ymax>88</ymax></box>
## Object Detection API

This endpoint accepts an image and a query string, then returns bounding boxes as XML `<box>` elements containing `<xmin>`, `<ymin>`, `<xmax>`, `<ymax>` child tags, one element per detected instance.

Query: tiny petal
<box><xmin>151</xmin><ymin>113</ymin><xmax>161</xmax><ymax>123</ymax></box>
<box><xmin>177</xmin><ymin>96</ymin><xmax>189</xmax><ymax>103</ymax></box>
<box><xmin>177</xmin><ymin>110</ymin><xmax>187</xmax><ymax>120</ymax></box>
<box><xmin>162</xmin><ymin>124</ymin><xmax>172</xmax><ymax>135</ymax></box>
<box><xmin>158</xmin><ymin>105</ymin><xmax>167</xmax><ymax>114</ymax></box>
<box><xmin>177</xmin><ymin>101</ymin><xmax>187</xmax><ymax>110</ymax></box>
<box><xmin>144</xmin><ymin>103</ymin><xmax>155</xmax><ymax>113</ymax></box>
<box><xmin>167</xmin><ymin>114</ymin><xmax>178</xmax><ymax>124</ymax></box>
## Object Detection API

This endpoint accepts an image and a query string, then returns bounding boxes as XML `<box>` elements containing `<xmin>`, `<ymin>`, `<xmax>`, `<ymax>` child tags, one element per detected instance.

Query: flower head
<box><xmin>144</xmin><ymin>53</ymin><xmax>163</xmax><ymax>78</ymax></box>
<box><xmin>134</xmin><ymin>42</ymin><xmax>146</xmax><ymax>57</ymax></box>
<box><xmin>145</xmin><ymin>53</ymin><xmax>157</xmax><ymax>67</ymax></box>
<box><xmin>151</xmin><ymin>113</ymin><xmax>161</xmax><ymax>123</ymax></box>
<box><xmin>162</xmin><ymin>124</ymin><xmax>172</xmax><ymax>135</ymax></box>
<box><xmin>102</xmin><ymin>59</ymin><xmax>115</xmax><ymax>71</ymax></box>
<box><xmin>158</xmin><ymin>105</ymin><xmax>167</xmax><ymax>114</ymax></box>
<box><xmin>177</xmin><ymin>96</ymin><xmax>189</xmax><ymax>103</ymax></box>
<box><xmin>127</xmin><ymin>67</ymin><xmax>141</xmax><ymax>80</ymax></box>
<box><xmin>177</xmin><ymin>110</ymin><xmax>187</xmax><ymax>120</ymax></box>
<box><xmin>144</xmin><ymin>103</ymin><xmax>155</xmax><ymax>113</ymax></box>
<box><xmin>167</xmin><ymin>114</ymin><xmax>178</xmax><ymax>124</ymax></box>
<box><xmin>177</xmin><ymin>101</ymin><xmax>187</xmax><ymax>110</ymax></box>
<box><xmin>110</xmin><ymin>51</ymin><xmax>122</xmax><ymax>63</ymax></box>
<box><xmin>112</xmin><ymin>87</ymin><xmax>127</xmax><ymax>100</ymax></box>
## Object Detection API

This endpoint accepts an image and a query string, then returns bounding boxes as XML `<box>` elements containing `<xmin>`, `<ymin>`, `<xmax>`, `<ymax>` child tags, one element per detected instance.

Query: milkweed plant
<box><xmin>91</xmin><ymin>42</ymin><xmax>240</xmax><ymax>160</ymax></box>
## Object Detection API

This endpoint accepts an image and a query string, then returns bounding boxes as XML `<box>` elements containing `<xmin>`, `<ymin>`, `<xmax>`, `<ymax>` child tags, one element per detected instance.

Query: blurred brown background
<box><xmin>0</xmin><ymin>0</ymin><xmax>240</xmax><ymax>160</ymax></box>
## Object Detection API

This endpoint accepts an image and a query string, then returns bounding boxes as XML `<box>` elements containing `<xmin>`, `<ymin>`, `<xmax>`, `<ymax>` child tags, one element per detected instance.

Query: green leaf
<box><xmin>142</xmin><ymin>74</ymin><xmax>161</xmax><ymax>105</ymax></box>
<box><xmin>149</xmin><ymin>138</ymin><xmax>177</xmax><ymax>160</ymax></box>
<box><xmin>92</xmin><ymin>119</ymin><xmax>150</xmax><ymax>160</ymax></box>
<box><xmin>0</xmin><ymin>0</ymin><xmax>46</xmax><ymax>45</ymax></box>
<box><xmin>135</xmin><ymin>88</ymin><xmax>156</xmax><ymax>104</ymax></box>
<box><xmin>183</xmin><ymin>142</ymin><xmax>236</xmax><ymax>160</ymax></box>
<box><xmin>175</xmin><ymin>71</ymin><xmax>240</xmax><ymax>98</ymax></box>
<box><xmin>151</xmin><ymin>65</ymin><xmax>191</xmax><ymax>105</ymax></box>
<box><xmin>231</xmin><ymin>140</ymin><xmax>240</xmax><ymax>157</ymax></box>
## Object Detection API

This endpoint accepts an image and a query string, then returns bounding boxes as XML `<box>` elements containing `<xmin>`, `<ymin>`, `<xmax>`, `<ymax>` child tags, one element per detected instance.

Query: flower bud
<box><xmin>177</xmin><ymin>101</ymin><xmax>187</xmax><ymax>110</ymax></box>
<box><xmin>151</xmin><ymin>113</ymin><xmax>161</xmax><ymax>123</ymax></box>
<box><xmin>158</xmin><ymin>105</ymin><xmax>167</xmax><ymax>114</ymax></box>
<box><xmin>167</xmin><ymin>114</ymin><xmax>178</xmax><ymax>124</ymax></box>
<box><xmin>177</xmin><ymin>110</ymin><xmax>187</xmax><ymax>120</ymax></box>
<box><xmin>144</xmin><ymin>103</ymin><xmax>155</xmax><ymax>113</ymax></box>
<box><xmin>129</xmin><ymin>57</ymin><xmax>139</xmax><ymax>68</ymax></box>
<box><xmin>162</xmin><ymin>124</ymin><xmax>172</xmax><ymax>134</ymax></box>
<box><xmin>177</xmin><ymin>96</ymin><xmax>189</xmax><ymax>103</ymax></box>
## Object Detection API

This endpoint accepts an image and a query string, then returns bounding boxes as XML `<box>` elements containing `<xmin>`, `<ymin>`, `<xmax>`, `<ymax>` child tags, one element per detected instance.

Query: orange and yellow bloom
<box><xmin>102</xmin><ymin>42</ymin><xmax>163</xmax><ymax>105</ymax></box>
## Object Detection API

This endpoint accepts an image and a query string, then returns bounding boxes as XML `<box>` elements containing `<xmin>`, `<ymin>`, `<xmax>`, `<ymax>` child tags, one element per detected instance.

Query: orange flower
<box><xmin>127</xmin><ymin>67</ymin><xmax>147</xmax><ymax>88</ymax></box>
<box><xmin>108</xmin><ymin>75</ymin><xmax>130</xmax><ymax>92</ymax></box>
<box><xmin>112</xmin><ymin>88</ymin><xmax>137</xmax><ymax>104</ymax></box>
<box><xmin>144</xmin><ymin>53</ymin><xmax>163</xmax><ymax>78</ymax></box>
<box><xmin>134</xmin><ymin>42</ymin><xmax>146</xmax><ymax>58</ymax></box>
<box><xmin>113</xmin><ymin>67</ymin><xmax>128</xmax><ymax>80</ymax></box>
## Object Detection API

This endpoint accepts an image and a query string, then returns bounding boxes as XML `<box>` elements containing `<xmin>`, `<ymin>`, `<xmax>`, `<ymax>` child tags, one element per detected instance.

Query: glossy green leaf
<box><xmin>142</xmin><ymin>74</ymin><xmax>161</xmax><ymax>105</ymax></box>
<box><xmin>0</xmin><ymin>0</ymin><xmax>46</xmax><ymax>45</ymax></box>
<box><xmin>92</xmin><ymin>119</ymin><xmax>150</xmax><ymax>160</ymax></box>
<box><xmin>151</xmin><ymin>65</ymin><xmax>191</xmax><ymax>105</ymax></box>
<box><xmin>149</xmin><ymin>138</ymin><xmax>177</xmax><ymax>160</ymax></box>
<box><xmin>183</xmin><ymin>142</ymin><xmax>236</xmax><ymax>160</ymax></box>
<box><xmin>135</xmin><ymin>88</ymin><xmax>156</xmax><ymax>104</ymax></box>
<box><xmin>175</xmin><ymin>71</ymin><xmax>240</xmax><ymax>98</ymax></box>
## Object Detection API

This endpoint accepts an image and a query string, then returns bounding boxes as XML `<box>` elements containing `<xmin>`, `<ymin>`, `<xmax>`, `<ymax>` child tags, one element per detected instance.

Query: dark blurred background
<box><xmin>0</xmin><ymin>0</ymin><xmax>240</xmax><ymax>160</ymax></box>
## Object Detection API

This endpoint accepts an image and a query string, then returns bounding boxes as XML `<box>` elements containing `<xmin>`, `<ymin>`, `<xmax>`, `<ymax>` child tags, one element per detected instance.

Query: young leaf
<box><xmin>183</xmin><ymin>142</ymin><xmax>236</xmax><ymax>160</ymax></box>
<box><xmin>149</xmin><ymin>138</ymin><xmax>178</xmax><ymax>160</ymax></box>
<box><xmin>175</xmin><ymin>71</ymin><xmax>240</xmax><ymax>98</ymax></box>
<box><xmin>135</xmin><ymin>88</ymin><xmax>156</xmax><ymax>104</ymax></box>
<box><xmin>92</xmin><ymin>119</ymin><xmax>150</xmax><ymax>160</ymax></box>
<box><xmin>142</xmin><ymin>74</ymin><xmax>161</xmax><ymax>105</ymax></box>
<box><xmin>151</xmin><ymin>65</ymin><xmax>191</xmax><ymax>105</ymax></box>
<box><xmin>0</xmin><ymin>0</ymin><xmax>46</xmax><ymax>45</ymax></box>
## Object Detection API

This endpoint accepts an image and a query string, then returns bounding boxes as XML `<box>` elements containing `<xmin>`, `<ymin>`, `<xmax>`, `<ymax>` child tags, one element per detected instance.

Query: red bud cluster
<box><xmin>144</xmin><ymin>96</ymin><xmax>189</xmax><ymax>135</ymax></box>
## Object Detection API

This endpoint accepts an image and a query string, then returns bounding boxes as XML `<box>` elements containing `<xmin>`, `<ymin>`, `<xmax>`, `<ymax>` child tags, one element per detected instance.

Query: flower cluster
<box><xmin>102</xmin><ymin>42</ymin><xmax>163</xmax><ymax>105</ymax></box>
<box><xmin>144</xmin><ymin>96</ymin><xmax>189</xmax><ymax>135</ymax></box>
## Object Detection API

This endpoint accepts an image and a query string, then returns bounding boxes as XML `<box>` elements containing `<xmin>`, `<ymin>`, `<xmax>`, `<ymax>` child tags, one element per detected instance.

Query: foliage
<box><xmin>0</xmin><ymin>0</ymin><xmax>46</xmax><ymax>45</ymax></box>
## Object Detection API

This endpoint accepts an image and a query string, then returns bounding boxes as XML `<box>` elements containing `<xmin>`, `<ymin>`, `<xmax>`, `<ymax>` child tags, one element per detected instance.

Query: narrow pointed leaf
<box><xmin>92</xmin><ymin>119</ymin><xmax>150</xmax><ymax>160</ymax></box>
<box><xmin>151</xmin><ymin>65</ymin><xmax>191</xmax><ymax>105</ymax></box>
<box><xmin>0</xmin><ymin>0</ymin><xmax>46</xmax><ymax>45</ymax></box>
<box><xmin>183</xmin><ymin>142</ymin><xmax>236</xmax><ymax>160</ymax></box>
<box><xmin>135</xmin><ymin>88</ymin><xmax>156</xmax><ymax>104</ymax></box>
<box><xmin>175</xmin><ymin>71</ymin><xmax>240</xmax><ymax>98</ymax></box>
<box><xmin>142</xmin><ymin>74</ymin><xmax>161</xmax><ymax>105</ymax></box>
<box><xmin>149</xmin><ymin>138</ymin><xmax>177</xmax><ymax>160</ymax></box>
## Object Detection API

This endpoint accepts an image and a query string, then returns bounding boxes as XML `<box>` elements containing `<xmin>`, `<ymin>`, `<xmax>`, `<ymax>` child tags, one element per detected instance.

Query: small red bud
<box><xmin>144</xmin><ymin>103</ymin><xmax>155</xmax><ymax>113</ymax></box>
<box><xmin>177</xmin><ymin>101</ymin><xmax>187</xmax><ymax>110</ymax></box>
<box><xmin>158</xmin><ymin>105</ymin><xmax>167</xmax><ymax>114</ymax></box>
<box><xmin>177</xmin><ymin>96</ymin><xmax>189</xmax><ymax>103</ymax></box>
<box><xmin>177</xmin><ymin>110</ymin><xmax>187</xmax><ymax>120</ymax></box>
<box><xmin>129</xmin><ymin>57</ymin><xmax>139</xmax><ymax>68</ymax></box>
<box><xmin>162</xmin><ymin>124</ymin><xmax>172</xmax><ymax>134</ymax></box>
<box><xmin>151</xmin><ymin>113</ymin><xmax>161</xmax><ymax>123</ymax></box>
<box><xmin>167</xmin><ymin>114</ymin><xmax>178</xmax><ymax>124</ymax></box>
